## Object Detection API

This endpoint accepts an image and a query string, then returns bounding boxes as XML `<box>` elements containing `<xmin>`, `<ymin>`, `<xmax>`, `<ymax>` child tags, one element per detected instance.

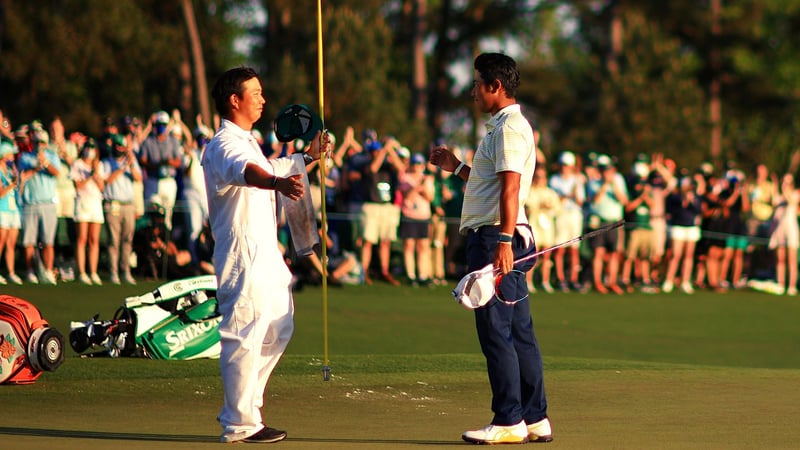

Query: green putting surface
<box><xmin>2</xmin><ymin>282</ymin><xmax>799</xmax><ymax>449</ymax></box>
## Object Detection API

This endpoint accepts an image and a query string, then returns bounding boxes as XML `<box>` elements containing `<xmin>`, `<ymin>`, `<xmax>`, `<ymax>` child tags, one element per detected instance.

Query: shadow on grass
<box><xmin>0</xmin><ymin>427</ymin><xmax>214</xmax><ymax>443</ymax></box>
<box><xmin>290</xmin><ymin>437</ymin><xmax>458</xmax><ymax>446</ymax></box>
<box><xmin>0</xmin><ymin>427</ymin><xmax>456</xmax><ymax>446</ymax></box>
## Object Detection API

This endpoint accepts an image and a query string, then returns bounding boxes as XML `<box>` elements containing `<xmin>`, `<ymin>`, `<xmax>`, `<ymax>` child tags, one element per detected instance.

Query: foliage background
<box><xmin>2</xmin><ymin>0</ymin><xmax>799</xmax><ymax>172</ymax></box>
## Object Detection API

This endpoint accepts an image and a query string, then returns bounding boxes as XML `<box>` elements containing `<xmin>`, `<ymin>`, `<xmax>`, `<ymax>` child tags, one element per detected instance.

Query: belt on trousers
<box><xmin>105</xmin><ymin>200</ymin><xmax>133</xmax><ymax>205</ymax></box>
<box><xmin>466</xmin><ymin>224</ymin><xmax>500</xmax><ymax>234</ymax></box>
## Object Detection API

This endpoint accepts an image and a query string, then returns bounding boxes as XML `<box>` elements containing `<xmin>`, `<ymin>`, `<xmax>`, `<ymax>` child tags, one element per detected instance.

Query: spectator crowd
<box><xmin>0</xmin><ymin>108</ymin><xmax>796</xmax><ymax>295</ymax></box>
<box><xmin>0</xmin><ymin>109</ymin><xmax>214</xmax><ymax>285</ymax></box>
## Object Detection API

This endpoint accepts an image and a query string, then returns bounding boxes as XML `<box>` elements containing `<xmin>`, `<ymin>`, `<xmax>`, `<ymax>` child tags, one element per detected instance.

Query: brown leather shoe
<box><xmin>327</xmin><ymin>276</ymin><xmax>343</xmax><ymax>287</ymax></box>
<box><xmin>608</xmin><ymin>283</ymin><xmax>625</xmax><ymax>295</ymax></box>
<box><xmin>381</xmin><ymin>272</ymin><xmax>400</xmax><ymax>286</ymax></box>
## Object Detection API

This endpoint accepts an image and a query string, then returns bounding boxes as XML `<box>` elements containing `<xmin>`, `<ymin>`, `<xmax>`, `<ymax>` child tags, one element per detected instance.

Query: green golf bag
<box><xmin>70</xmin><ymin>275</ymin><xmax>222</xmax><ymax>360</ymax></box>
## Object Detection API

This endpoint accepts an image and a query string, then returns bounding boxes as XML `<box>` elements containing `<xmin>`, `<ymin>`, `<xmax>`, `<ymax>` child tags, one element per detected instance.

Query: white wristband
<box><xmin>454</xmin><ymin>161</ymin><xmax>466</xmax><ymax>176</ymax></box>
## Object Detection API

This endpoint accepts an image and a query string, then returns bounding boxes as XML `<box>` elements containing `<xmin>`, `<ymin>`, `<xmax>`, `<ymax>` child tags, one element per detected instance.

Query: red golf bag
<box><xmin>0</xmin><ymin>295</ymin><xmax>64</xmax><ymax>384</ymax></box>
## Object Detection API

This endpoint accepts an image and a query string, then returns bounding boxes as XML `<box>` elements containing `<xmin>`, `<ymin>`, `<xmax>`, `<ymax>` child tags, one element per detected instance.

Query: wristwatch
<box><xmin>303</xmin><ymin>152</ymin><xmax>315</xmax><ymax>164</ymax></box>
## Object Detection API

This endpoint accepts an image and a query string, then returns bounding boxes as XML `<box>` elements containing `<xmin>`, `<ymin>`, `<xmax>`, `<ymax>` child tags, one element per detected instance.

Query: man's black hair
<box><xmin>211</xmin><ymin>66</ymin><xmax>261</xmax><ymax>117</ymax></box>
<box><xmin>474</xmin><ymin>53</ymin><xmax>520</xmax><ymax>98</ymax></box>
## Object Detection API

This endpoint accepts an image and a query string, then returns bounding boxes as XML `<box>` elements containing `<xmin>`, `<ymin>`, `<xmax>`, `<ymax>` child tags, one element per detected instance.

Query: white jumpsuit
<box><xmin>202</xmin><ymin>119</ymin><xmax>303</xmax><ymax>443</ymax></box>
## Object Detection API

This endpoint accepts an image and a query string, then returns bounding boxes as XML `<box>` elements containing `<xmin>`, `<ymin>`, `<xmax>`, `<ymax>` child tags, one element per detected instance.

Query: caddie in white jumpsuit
<box><xmin>202</xmin><ymin>67</ymin><xmax>328</xmax><ymax>444</ymax></box>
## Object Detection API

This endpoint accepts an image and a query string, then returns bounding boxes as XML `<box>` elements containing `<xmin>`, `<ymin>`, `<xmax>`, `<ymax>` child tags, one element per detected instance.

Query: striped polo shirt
<box><xmin>460</xmin><ymin>104</ymin><xmax>536</xmax><ymax>234</ymax></box>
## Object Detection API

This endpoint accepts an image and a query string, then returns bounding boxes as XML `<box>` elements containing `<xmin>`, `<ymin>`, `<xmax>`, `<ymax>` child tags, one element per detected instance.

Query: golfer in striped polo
<box><xmin>430</xmin><ymin>52</ymin><xmax>552</xmax><ymax>445</ymax></box>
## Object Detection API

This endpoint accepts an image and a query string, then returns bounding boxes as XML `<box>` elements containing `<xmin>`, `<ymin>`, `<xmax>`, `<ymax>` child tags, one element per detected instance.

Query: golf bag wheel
<box><xmin>69</xmin><ymin>327</ymin><xmax>92</xmax><ymax>354</ymax></box>
<box><xmin>28</xmin><ymin>327</ymin><xmax>65</xmax><ymax>372</ymax></box>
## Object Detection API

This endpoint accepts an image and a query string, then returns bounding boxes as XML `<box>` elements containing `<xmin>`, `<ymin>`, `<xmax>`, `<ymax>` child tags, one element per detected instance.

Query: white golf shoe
<box><xmin>526</xmin><ymin>417</ymin><xmax>554</xmax><ymax>443</ymax></box>
<box><xmin>462</xmin><ymin>420</ymin><xmax>529</xmax><ymax>444</ymax></box>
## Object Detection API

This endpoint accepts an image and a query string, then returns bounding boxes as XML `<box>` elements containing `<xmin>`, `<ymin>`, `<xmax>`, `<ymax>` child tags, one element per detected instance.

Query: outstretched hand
<box><xmin>276</xmin><ymin>174</ymin><xmax>304</xmax><ymax>201</ymax></box>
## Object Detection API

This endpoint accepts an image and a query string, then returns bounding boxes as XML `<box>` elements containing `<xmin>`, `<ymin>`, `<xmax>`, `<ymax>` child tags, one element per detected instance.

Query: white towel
<box><xmin>272</xmin><ymin>154</ymin><xmax>319</xmax><ymax>256</ymax></box>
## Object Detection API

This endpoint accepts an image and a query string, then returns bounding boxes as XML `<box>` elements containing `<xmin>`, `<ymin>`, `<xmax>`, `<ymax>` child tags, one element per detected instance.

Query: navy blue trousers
<box><xmin>466</xmin><ymin>225</ymin><xmax>548</xmax><ymax>426</ymax></box>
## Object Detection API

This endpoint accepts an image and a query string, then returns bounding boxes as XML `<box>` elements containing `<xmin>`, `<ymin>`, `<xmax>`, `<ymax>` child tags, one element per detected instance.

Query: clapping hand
<box><xmin>429</xmin><ymin>145</ymin><xmax>459</xmax><ymax>173</ymax></box>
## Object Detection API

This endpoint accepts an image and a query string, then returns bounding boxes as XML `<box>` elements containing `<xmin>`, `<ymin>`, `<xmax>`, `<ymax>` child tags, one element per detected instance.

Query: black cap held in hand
<box><xmin>273</xmin><ymin>104</ymin><xmax>322</xmax><ymax>143</ymax></box>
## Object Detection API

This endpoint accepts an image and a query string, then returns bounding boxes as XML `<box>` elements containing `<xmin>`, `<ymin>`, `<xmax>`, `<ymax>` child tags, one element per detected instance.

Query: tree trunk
<box><xmin>709</xmin><ymin>0</ymin><xmax>722</xmax><ymax>161</ymax></box>
<box><xmin>412</xmin><ymin>0</ymin><xmax>427</xmax><ymax>121</ymax></box>
<box><xmin>607</xmin><ymin>1</ymin><xmax>622</xmax><ymax>79</ymax></box>
<box><xmin>179</xmin><ymin>52</ymin><xmax>192</xmax><ymax>115</ymax></box>
<box><xmin>430</xmin><ymin>0</ymin><xmax>453</xmax><ymax>139</ymax></box>
<box><xmin>181</xmin><ymin>0</ymin><xmax>211</xmax><ymax>128</ymax></box>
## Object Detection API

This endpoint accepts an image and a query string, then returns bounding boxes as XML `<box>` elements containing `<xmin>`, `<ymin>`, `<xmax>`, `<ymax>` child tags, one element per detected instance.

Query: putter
<box><xmin>454</xmin><ymin>221</ymin><xmax>625</xmax><ymax>309</ymax></box>
<box><xmin>478</xmin><ymin>220</ymin><xmax>626</xmax><ymax>276</ymax></box>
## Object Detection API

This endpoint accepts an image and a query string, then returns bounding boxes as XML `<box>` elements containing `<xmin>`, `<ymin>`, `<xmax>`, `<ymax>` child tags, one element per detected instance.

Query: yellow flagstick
<box><xmin>316</xmin><ymin>0</ymin><xmax>331</xmax><ymax>382</ymax></box>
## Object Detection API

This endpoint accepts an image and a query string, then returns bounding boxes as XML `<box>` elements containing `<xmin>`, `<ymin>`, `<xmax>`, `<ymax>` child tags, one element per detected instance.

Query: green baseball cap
<box><xmin>273</xmin><ymin>104</ymin><xmax>322</xmax><ymax>143</ymax></box>
<box><xmin>110</xmin><ymin>133</ymin><xmax>126</xmax><ymax>147</ymax></box>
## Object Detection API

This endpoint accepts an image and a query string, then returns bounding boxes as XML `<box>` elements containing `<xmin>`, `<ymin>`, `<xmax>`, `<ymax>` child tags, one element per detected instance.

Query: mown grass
<box><xmin>1</xmin><ymin>282</ymin><xmax>799</xmax><ymax>449</ymax></box>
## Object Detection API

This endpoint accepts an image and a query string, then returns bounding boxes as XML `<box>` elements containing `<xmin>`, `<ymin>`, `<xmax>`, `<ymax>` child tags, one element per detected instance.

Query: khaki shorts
<box><xmin>650</xmin><ymin>217</ymin><xmax>667</xmax><ymax>258</ymax></box>
<box><xmin>57</xmin><ymin>187</ymin><xmax>76</xmax><ymax>218</ymax></box>
<box><xmin>626</xmin><ymin>228</ymin><xmax>653</xmax><ymax>260</ymax></box>
<box><xmin>361</xmin><ymin>202</ymin><xmax>400</xmax><ymax>244</ymax></box>
<box><xmin>554</xmin><ymin>209</ymin><xmax>583</xmax><ymax>248</ymax></box>
<box><xmin>22</xmin><ymin>203</ymin><xmax>58</xmax><ymax>246</ymax></box>
<box><xmin>530</xmin><ymin>213</ymin><xmax>556</xmax><ymax>249</ymax></box>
